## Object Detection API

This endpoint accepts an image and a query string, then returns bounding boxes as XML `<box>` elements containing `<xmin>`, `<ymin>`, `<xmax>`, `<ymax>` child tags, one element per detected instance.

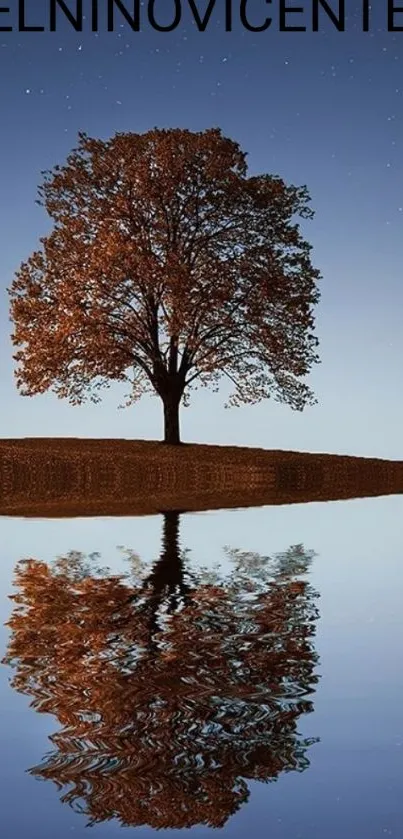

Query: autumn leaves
<box><xmin>8</xmin><ymin>128</ymin><xmax>321</xmax><ymax>443</ymax></box>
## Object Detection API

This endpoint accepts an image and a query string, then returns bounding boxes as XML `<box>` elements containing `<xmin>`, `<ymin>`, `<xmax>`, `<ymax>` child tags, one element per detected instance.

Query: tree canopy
<box><xmin>3</xmin><ymin>514</ymin><xmax>320</xmax><ymax>829</ymax></box>
<box><xmin>9</xmin><ymin>127</ymin><xmax>321</xmax><ymax>442</ymax></box>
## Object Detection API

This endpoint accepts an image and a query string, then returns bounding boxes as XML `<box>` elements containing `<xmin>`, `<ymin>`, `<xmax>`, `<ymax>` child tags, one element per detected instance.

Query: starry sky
<box><xmin>0</xmin><ymin>0</ymin><xmax>402</xmax><ymax>457</ymax></box>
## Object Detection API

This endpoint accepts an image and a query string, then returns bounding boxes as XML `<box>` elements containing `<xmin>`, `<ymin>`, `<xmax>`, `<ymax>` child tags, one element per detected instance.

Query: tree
<box><xmin>3</xmin><ymin>514</ymin><xmax>320</xmax><ymax>829</ymax></box>
<box><xmin>9</xmin><ymin>128</ymin><xmax>321</xmax><ymax>443</ymax></box>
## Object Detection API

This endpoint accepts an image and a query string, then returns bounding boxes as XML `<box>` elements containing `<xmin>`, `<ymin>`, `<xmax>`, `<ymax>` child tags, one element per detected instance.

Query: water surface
<box><xmin>1</xmin><ymin>496</ymin><xmax>402</xmax><ymax>838</ymax></box>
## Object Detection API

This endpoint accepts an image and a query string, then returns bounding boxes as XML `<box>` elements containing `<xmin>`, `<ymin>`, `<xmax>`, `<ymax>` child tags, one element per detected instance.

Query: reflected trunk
<box><xmin>140</xmin><ymin>511</ymin><xmax>190</xmax><ymax>642</ymax></box>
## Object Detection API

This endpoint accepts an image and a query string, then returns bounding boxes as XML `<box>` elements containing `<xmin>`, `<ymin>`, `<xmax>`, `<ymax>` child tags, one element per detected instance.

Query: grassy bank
<box><xmin>1</xmin><ymin>437</ymin><xmax>402</xmax><ymax>517</ymax></box>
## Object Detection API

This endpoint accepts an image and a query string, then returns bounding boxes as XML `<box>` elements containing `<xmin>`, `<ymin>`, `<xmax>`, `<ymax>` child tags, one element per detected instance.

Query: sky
<box><xmin>1</xmin><ymin>0</ymin><xmax>403</xmax><ymax>458</ymax></box>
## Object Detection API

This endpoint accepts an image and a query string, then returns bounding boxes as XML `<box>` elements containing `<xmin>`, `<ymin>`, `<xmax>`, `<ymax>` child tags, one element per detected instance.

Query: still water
<box><xmin>1</xmin><ymin>496</ymin><xmax>402</xmax><ymax>838</ymax></box>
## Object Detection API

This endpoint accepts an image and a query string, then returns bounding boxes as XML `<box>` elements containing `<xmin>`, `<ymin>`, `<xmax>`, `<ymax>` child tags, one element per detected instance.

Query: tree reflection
<box><xmin>3</xmin><ymin>512</ymin><xmax>320</xmax><ymax>829</ymax></box>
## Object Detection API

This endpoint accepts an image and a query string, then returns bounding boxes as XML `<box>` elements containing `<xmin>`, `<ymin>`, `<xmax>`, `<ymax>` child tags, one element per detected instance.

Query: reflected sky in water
<box><xmin>1</xmin><ymin>495</ymin><xmax>403</xmax><ymax>838</ymax></box>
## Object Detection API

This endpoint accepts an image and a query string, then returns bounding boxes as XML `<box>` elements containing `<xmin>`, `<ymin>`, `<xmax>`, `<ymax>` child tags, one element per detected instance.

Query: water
<box><xmin>1</xmin><ymin>496</ymin><xmax>402</xmax><ymax>838</ymax></box>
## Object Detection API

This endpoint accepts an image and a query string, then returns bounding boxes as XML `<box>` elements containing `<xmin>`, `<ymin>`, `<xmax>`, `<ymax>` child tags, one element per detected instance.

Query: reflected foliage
<box><xmin>3</xmin><ymin>513</ymin><xmax>320</xmax><ymax>829</ymax></box>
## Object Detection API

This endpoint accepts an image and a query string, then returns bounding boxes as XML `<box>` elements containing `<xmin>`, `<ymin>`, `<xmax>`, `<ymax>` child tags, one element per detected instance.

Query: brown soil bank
<box><xmin>1</xmin><ymin>438</ymin><xmax>402</xmax><ymax>518</ymax></box>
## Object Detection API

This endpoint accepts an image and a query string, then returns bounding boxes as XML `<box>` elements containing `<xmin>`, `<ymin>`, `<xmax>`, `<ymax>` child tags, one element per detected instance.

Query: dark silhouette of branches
<box><xmin>9</xmin><ymin>128</ymin><xmax>321</xmax><ymax>443</ymax></box>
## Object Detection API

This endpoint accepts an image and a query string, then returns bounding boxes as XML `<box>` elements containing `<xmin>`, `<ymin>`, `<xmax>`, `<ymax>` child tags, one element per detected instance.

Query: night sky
<box><xmin>1</xmin><ymin>0</ymin><xmax>402</xmax><ymax>457</ymax></box>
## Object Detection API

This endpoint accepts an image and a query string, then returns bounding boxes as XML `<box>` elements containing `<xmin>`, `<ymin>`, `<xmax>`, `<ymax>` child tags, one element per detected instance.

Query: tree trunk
<box><xmin>162</xmin><ymin>392</ymin><xmax>181</xmax><ymax>444</ymax></box>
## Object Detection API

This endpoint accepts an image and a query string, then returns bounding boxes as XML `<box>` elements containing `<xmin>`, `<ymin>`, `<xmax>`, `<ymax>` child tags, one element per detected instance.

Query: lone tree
<box><xmin>9</xmin><ymin>128</ymin><xmax>321</xmax><ymax>444</ymax></box>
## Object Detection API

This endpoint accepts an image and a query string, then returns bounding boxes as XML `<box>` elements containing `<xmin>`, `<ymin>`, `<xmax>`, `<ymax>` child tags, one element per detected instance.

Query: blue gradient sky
<box><xmin>1</xmin><ymin>1</ymin><xmax>402</xmax><ymax>457</ymax></box>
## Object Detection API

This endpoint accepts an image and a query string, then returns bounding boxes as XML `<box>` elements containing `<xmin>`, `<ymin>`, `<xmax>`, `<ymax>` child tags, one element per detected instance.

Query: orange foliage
<box><xmin>8</xmin><ymin>128</ymin><xmax>321</xmax><ymax>442</ymax></box>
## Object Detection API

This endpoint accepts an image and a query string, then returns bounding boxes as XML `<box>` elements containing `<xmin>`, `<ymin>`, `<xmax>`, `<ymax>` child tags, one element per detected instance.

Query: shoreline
<box><xmin>1</xmin><ymin>438</ymin><xmax>402</xmax><ymax>518</ymax></box>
